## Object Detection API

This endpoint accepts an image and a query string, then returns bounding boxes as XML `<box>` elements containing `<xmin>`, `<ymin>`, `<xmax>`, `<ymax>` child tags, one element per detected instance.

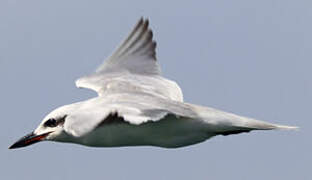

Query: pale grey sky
<box><xmin>1</xmin><ymin>0</ymin><xmax>311</xmax><ymax>179</ymax></box>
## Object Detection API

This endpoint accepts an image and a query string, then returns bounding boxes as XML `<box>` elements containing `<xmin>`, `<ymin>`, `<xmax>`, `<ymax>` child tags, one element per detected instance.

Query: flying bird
<box><xmin>10</xmin><ymin>18</ymin><xmax>297</xmax><ymax>149</ymax></box>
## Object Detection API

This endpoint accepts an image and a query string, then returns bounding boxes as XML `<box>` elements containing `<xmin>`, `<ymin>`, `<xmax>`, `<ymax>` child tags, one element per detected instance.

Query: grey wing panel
<box><xmin>96</xmin><ymin>18</ymin><xmax>160</xmax><ymax>75</ymax></box>
<box><xmin>75</xmin><ymin>18</ymin><xmax>184</xmax><ymax>100</ymax></box>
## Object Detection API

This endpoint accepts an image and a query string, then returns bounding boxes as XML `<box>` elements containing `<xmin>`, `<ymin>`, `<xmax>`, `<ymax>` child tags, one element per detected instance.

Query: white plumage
<box><xmin>10</xmin><ymin>18</ymin><xmax>297</xmax><ymax>149</ymax></box>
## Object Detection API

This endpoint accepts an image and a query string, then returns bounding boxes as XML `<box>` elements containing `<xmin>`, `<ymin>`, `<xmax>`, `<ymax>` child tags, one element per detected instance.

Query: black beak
<box><xmin>9</xmin><ymin>131</ymin><xmax>51</xmax><ymax>149</ymax></box>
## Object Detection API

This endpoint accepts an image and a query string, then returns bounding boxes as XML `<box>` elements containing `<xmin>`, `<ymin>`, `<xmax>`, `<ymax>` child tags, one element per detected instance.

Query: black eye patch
<box><xmin>44</xmin><ymin>115</ymin><xmax>67</xmax><ymax>128</ymax></box>
<box><xmin>44</xmin><ymin>118</ymin><xmax>58</xmax><ymax>127</ymax></box>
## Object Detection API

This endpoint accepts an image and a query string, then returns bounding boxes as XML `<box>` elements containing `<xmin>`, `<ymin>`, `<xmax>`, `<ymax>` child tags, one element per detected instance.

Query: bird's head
<box><xmin>9</xmin><ymin>106</ymin><xmax>73</xmax><ymax>149</ymax></box>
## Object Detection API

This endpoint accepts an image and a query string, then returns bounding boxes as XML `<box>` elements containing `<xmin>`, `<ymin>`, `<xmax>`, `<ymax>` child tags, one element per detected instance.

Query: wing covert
<box><xmin>63</xmin><ymin>94</ymin><xmax>194</xmax><ymax>137</ymax></box>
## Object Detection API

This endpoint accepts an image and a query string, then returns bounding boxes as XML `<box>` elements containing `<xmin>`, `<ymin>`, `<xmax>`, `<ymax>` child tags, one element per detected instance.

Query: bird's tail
<box><xmin>270</xmin><ymin>124</ymin><xmax>299</xmax><ymax>130</ymax></box>
<box><xmin>191</xmin><ymin>104</ymin><xmax>298</xmax><ymax>135</ymax></box>
<box><xmin>237</xmin><ymin>118</ymin><xmax>298</xmax><ymax>131</ymax></box>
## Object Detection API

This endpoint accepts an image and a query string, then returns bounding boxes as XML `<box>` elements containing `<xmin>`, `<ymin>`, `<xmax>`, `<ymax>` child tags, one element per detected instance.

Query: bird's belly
<box><xmin>80</xmin><ymin>117</ymin><xmax>214</xmax><ymax>148</ymax></box>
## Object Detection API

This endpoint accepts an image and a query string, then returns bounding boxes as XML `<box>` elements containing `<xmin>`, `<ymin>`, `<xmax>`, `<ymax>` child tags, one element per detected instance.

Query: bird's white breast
<box><xmin>76</xmin><ymin>115</ymin><xmax>214</xmax><ymax>148</ymax></box>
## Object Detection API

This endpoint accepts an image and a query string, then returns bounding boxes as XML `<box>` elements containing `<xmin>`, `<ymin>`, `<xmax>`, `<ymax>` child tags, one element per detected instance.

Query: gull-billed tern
<box><xmin>10</xmin><ymin>18</ymin><xmax>297</xmax><ymax>149</ymax></box>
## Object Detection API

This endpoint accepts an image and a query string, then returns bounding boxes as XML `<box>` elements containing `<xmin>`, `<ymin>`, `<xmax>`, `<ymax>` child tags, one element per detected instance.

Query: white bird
<box><xmin>10</xmin><ymin>18</ymin><xmax>297</xmax><ymax>149</ymax></box>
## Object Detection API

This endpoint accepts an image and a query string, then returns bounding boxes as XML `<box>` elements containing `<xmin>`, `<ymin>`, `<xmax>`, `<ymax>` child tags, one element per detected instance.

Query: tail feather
<box><xmin>192</xmin><ymin>105</ymin><xmax>299</xmax><ymax>135</ymax></box>
<box><xmin>271</xmin><ymin>124</ymin><xmax>299</xmax><ymax>130</ymax></box>
<box><xmin>242</xmin><ymin>118</ymin><xmax>299</xmax><ymax>131</ymax></box>
<box><xmin>217</xmin><ymin>121</ymin><xmax>298</xmax><ymax>136</ymax></box>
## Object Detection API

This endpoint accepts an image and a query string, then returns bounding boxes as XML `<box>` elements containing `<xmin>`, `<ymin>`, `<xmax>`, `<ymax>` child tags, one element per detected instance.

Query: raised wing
<box><xmin>75</xmin><ymin>17</ymin><xmax>183</xmax><ymax>102</ymax></box>
<box><xmin>96</xmin><ymin>17</ymin><xmax>160</xmax><ymax>75</ymax></box>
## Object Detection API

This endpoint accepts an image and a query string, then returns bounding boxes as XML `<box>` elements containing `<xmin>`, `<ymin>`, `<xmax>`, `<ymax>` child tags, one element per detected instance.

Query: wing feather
<box><xmin>64</xmin><ymin>101</ymin><xmax>171</xmax><ymax>137</ymax></box>
<box><xmin>75</xmin><ymin>17</ymin><xmax>183</xmax><ymax>101</ymax></box>
<box><xmin>96</xmin><ymin>18</ymin><xmax>159</xmax><ymax>75</ymax></box>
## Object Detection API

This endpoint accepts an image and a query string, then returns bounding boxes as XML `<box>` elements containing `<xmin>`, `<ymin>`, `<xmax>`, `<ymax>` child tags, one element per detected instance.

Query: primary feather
<box><xmin>75</xmin><ymin>18</ymin><xmax>183</xmax><ymax>101</ymax></box>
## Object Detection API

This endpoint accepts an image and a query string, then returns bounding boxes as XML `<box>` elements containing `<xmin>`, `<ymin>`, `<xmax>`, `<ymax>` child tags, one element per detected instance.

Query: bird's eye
<box><xmin>44</xmin><ymin>118</ymin><xmax>58</xmax><ymax>127</ymax></box>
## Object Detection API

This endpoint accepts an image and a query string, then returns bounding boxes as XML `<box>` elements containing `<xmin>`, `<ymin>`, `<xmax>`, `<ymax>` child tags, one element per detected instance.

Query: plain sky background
<box><xmin>1</xmin><ymin>0</ymin><xmax>311</xmax><ymax>179</ymax></box>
